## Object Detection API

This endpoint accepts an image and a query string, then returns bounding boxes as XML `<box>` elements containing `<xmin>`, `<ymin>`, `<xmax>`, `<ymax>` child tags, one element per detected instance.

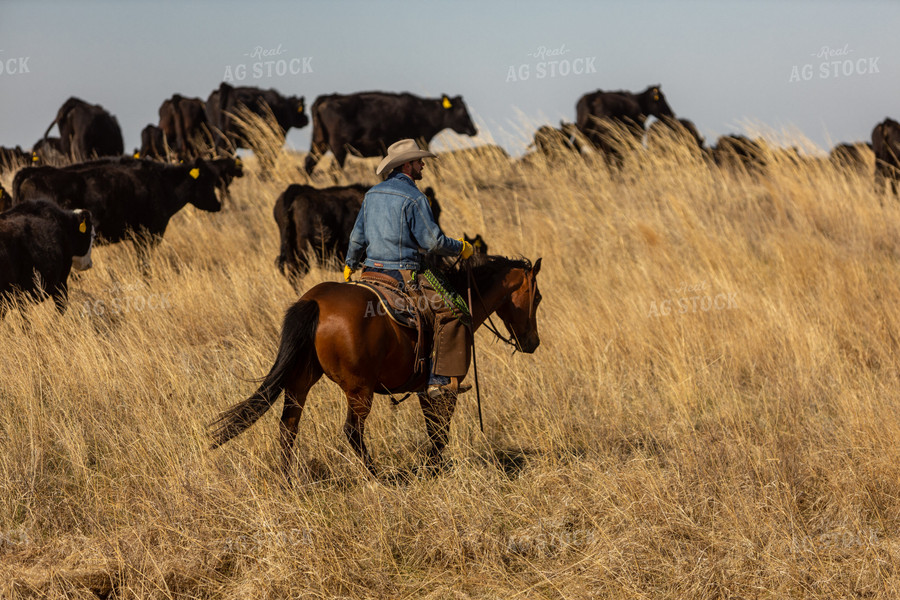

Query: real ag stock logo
<box><xmin>506</xmin><ymin>43</ymin><xmax>597</xmax><ymax>83</ymax></box>
<box><xmin>223</xmin><ymin>44</ymin><xmax>313</xmax><ymax>82</ymax></box>
<box><xmin>788</xmin><ymin>44</ymin><xmax>880</xmax><ymax>83</ymax></box>
<box><xmin>0</xmin><ymin>49</ymin><xmax>31</xmax><ymax>76</ymax></box>
<box><xmin>648</xmin><ymin>280</ymin><xmax>737</xmax><ymax>318</ymax></box>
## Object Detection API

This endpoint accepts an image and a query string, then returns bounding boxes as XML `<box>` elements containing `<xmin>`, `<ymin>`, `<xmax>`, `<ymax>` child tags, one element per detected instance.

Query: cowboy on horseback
<box><xmin>343</xmin><ymin>139</ymin><xmax>475</xmax><ymax>399</ymax></box>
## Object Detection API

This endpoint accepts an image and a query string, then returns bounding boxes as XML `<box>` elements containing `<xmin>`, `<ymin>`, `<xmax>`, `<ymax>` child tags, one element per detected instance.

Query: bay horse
<box><xmin>210</xmin><ymin>255</ymin><xmax>543</xmax><ymax>473</ymax></box>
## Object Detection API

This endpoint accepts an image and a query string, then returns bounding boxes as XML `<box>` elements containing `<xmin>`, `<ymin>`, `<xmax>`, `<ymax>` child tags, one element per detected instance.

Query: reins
<box><xmin>463</xmin><ymin>258</ymin><xmax>537</xmax><ymax>433</ymax></box>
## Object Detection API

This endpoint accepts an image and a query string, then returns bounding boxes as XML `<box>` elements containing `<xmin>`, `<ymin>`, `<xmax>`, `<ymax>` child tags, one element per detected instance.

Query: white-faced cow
<box><xmin>205</xmin><ymin>82</ymin><xmax>308</xmax><ymax>154</ymax></box>
<box><xmin>303</xmin><ymin>92</ymin><xmax>478</xmax><ymax>174</ymax></box>
<box><xmin>273</xmin><ymin>183</ymin><xmax>442</xmax><ymax>285</ymax></box>
<box><xmin>41</xmin><ymin>97</ymin><xmax>124</xmax><ymax>161</ymax></box>
<box><xmin>0</xmin><ymin>200</ymin><xmax>94</xmax><ymax>316</ymax></box>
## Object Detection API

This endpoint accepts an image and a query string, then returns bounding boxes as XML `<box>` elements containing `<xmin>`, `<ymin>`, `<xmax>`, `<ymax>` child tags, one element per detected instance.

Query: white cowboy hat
<box><xmin>375</xmin><ymin>139</ymin><xmax>436</xmax><ymax>175</ymax></box>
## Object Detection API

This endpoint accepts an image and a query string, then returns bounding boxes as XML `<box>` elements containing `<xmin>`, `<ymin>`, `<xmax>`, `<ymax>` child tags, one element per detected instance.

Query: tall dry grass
<box><xmin>1</xmin><ymin>121</ymin><xmax>899</xmax><ymax>599</ymax></box>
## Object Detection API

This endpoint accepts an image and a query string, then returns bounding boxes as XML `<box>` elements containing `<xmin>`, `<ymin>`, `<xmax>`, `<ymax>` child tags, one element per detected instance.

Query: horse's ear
<box><xmin>533</xmin><ymin>257</ymin><xmax>542</xmax><ymax>275</ymax></box>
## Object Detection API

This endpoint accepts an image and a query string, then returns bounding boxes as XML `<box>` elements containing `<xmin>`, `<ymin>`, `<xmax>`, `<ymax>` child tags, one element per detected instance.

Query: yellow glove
<box><xmin>343</xmin><ymin>265</ymin><xmax>355</xmax><ymax>282</ymax></box>
<box><xmin>457</xmin><ymin>238</ymin><xmax>474</xmax><ymax>259</ymax></box>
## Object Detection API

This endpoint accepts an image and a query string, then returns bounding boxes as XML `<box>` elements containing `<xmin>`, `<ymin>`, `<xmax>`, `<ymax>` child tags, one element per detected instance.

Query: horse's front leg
<box><xmin>343</xmin><ymin>391</ymin><xmax>375</xmax><ymax>474</ymax></box>
<box><xmin>418</xmin><ymin>391</ymin><xmax>458</xmax><ymax>471</ymax></box>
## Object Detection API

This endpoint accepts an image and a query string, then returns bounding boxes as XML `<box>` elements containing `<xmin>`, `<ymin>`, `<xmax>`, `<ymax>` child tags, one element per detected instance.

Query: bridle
<box><xmin>464</xmin><ymin>260</ymin><xmax>538</xmax><ymax>353</ymax></box>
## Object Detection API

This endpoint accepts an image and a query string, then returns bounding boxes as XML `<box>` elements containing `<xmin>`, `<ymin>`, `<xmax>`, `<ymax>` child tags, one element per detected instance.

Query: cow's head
<box><xmin>71</xmin><ymin>209</ymin><xmax>95</xmax><ymax>271</ymax></box>
<box><xmin>440</xmin><ymin>94</ymin><xmax>477</xmax><ymax>137</ymax></box>
<box><xmin>644</xmin><ymin>85</ymin><xmax>674</xmax><ymax>119</ymax></box>
<box><xmin>184</xmin><ymin>158</ymin><xmax>222</xmax><ymax>212</ymax></box>
<box><xmin>204</xmin><ymin>157</ymin><xmax>244</xmax><ymax>200</ymax></box>
<box><xmin>291</xmin><ymin>96</ymin><xmax>309</xmax><ymax>129</ymax></box>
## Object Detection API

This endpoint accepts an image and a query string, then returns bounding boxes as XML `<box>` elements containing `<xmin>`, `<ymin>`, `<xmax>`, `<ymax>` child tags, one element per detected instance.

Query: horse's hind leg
<box><xmin>343</xmin><ymin>391</ymin><xmax>374</xmax><ymax>473</ymax></box>
<box><xmin>418</xmin><ymin>391</ymin><xmax>458</xmax><ymax>471</ymax></box>
<box><xmin>279</xmin><ymin>366</ymin><xmax>322</xmax><ymax>474</ymax></box>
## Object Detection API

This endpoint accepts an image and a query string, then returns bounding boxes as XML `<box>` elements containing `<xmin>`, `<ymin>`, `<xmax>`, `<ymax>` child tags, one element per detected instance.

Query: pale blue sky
<box><xmin>1</xmin><ymin>0</ymin><xmax>898</xmax><ymax>155</ymax></box>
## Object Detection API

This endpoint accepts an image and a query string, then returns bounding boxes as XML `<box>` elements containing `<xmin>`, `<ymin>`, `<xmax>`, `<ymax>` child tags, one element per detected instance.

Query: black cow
<box><xmin>830</xmin><ymin>142</ymin><xmax>873</xmax><ymax>173</ymax></box>
<box><xmin>42</xmin><ymin>97</ymin><xmax>124</xmax><ymax>160</ymax></box>
<box><xmin>273</xmin><ymin>183</ymin><xmax>442</xmax><ymax>284</ymax></box>
<box><xmin>0</xmin><ymin>200</ymin><xmax>94</xmax><ymax>316</ymax></box>
<box><xmin>204</xmin><ymin>157</ymin><xmax>244</xmax><ymax>200</ymax></box>
<box><xmin>711</xmin><ymin>135</ymin><xmax>768</xmax><ymax>174</ymax></box>
<box><xmin>463</xmin><ymin>233</ymin><xmax>489</xmax><ymax>256</ymax></box>
<box><xmin>0</xmin><ymin>181</ymin><xmax>10</xmax><ymax>212</ymax></box>
<box><xmin>158</xmin><ymin>94</ymin><xmax>209</xmax><ymax>160</ymax></box>
<box><xmin>575</xmin><ymin>85</ymin><xmax>674</xmax><ymax>164</ymax></box>
<box><xmin>304</xmin><ymin>92</ymin><xmax>478</xmax><ymax>174</ymax></box>
<box><xmin>872</xmin><ymin>119</ymin><xmax>900</xmax><ymax>192</ymax></box>
<box><xmin>31</xmin><ymin>137</ymin><xmax>65</xmax><ymax>165</ymax></box>
<box><xmin>646</xmin><ymin>117</ymin><xmax>705</xmax><ymax>152</ymax></box>
<box><xmin>139</xmin><ymin>124</ymin><xmax>166</xmax><ymax>160</ymax></box>
<box><xmin>12</xmin><ymin>158</ymin><xmax>221</xmax><ymax>264</ymax></box>
<box><xmin>206</xmin><ymin>82</ymin><xmax>308</xmax><ymax>154</ymax></box>
<box><xmin>529</xmin><ymin>123</ymin><xmax>580</xmax><ymax>158</ymax></box>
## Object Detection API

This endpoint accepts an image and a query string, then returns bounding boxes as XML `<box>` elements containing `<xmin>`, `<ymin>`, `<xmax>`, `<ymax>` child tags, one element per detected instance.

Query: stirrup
<box><xmin>426</xmin><ymin>376</ymin><xmax>472</xmax><ymax>399</ymax></box>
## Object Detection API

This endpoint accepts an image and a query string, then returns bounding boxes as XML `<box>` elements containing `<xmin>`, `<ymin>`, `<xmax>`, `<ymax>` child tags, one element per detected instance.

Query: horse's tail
<box><xmin>209</xmin><ymin>300</ymin><xmax>319</xmax><ymax>449</ymax></box>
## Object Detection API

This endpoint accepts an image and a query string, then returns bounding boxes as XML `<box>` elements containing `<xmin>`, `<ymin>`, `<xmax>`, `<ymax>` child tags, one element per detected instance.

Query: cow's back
<box><xmin>0</xmin><ymin>202</ymin><xmax>69</xmax><ymax>294</ymax></box>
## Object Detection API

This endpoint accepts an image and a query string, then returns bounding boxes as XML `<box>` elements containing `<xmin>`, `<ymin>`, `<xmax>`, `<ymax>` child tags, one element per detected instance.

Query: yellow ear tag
<box><xmin>474</xmin><ymin>240</ymin><xmax>482</xmax><ymax>247</ymax></box>
<box><xmin>79</xmin><ymin>221</ymin><xmax>87</xmax><ymax>234</ymax></box>
<box><xmin>31</xmin><ymin>153</ymin><xmax>39</xmax><ymax>163</ymax></box>
<box><xmin>442</xmin><ymin>97</ymin><xmax>452</xmax><ymax>109</ymax></box>
<box><xmin>297</xmin><ymin>104</ymin><xmax>304</xmax><ymax>113</ymax></box>
<box><xmin>133</xmin><ymin>152</ymin><xmax>140</xmax><ymax>158</ymax></box>
<box><xmin>189</xmin><ymin>168</ymin><xmax>200</xmax><ymax>179</ymax></box>
<box><xmin>654</xmin><ymin>94</ymin><xmax>660</xmax><ymax>101</ymax></box>
<box><xmin>235</xmin><ymin>157</ymin><xmax>243</xmax><ymax>168</ymax></box>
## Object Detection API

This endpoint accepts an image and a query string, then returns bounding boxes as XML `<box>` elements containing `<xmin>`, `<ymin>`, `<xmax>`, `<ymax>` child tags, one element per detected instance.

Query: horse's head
<box><xmin>495</xmin><ymin>258</ymin><xmax>542</xmax><ymax>353</ymax></box>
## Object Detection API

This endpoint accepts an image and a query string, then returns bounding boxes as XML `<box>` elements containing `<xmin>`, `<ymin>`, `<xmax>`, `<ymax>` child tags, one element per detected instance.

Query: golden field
<box><xmin>0</xmin><ymin>124</ymin><xmax>899</xmax><ymax>599</ymax></box>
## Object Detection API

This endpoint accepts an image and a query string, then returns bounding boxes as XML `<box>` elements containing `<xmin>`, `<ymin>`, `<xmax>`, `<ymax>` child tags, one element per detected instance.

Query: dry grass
<box><xmin>1</xmin><ymin>122</ymin><xmax>900</xmax><ymax>599</ymax></box>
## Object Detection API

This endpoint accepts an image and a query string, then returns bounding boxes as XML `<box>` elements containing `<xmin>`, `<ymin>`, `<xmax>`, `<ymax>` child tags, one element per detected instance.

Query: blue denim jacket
<box><xmin>345</xmin><ymin>173</ymin><xmax>462</xmax><ymax>271</ymax></box>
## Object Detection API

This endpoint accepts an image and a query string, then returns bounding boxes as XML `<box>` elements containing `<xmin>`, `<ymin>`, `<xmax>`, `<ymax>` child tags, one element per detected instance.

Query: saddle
<box><xmin>354</xmin><ymin>271</ymin><xmax>418</xmax><ymax>328</ymax></box>
<box><xmin>352</xmin><ymin>271</ymin><xmax>430</xmax><ymax>382</ymax></box>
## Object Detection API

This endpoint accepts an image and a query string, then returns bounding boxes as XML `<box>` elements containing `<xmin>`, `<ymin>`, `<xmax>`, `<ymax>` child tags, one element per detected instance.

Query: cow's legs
<box><xmin>343</xmin><ymin>390</ymin><xmax>374</xmax><ymax>473</ymax></box>
<box><xmin>418</xmin><ymin>391</ymin><xmax>458</xmax><ymax>471</ymax></box>
<box><xmin>335</xmin><ymin>145</ymin><xmax>350</xmax><ymax>170</ymax></box>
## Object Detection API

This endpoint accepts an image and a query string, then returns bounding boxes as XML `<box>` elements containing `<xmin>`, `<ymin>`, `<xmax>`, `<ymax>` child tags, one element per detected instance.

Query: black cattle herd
<box><xmin>0</xmin><ymin>82</ymin><xmax>898</xmax><ymax>316</ymax></box>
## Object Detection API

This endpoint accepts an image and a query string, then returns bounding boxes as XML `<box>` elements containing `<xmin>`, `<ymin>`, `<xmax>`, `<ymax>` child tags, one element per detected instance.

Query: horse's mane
<box><xmin>424</xmin><ymin>253</ymin><xmax>532</xmax><ymax>292</ymax></box>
